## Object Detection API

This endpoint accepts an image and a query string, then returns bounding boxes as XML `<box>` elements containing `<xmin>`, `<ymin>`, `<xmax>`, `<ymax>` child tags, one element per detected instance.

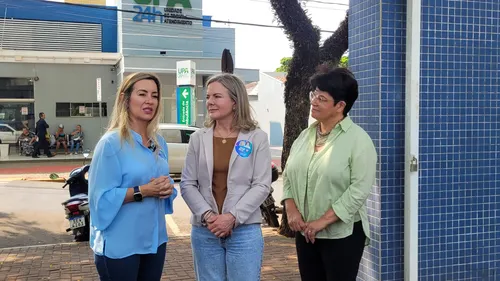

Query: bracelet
<box><xmin>201</xmin><ymin>210</ymin><xmax>214</xmax><ymax>224</ymax></box>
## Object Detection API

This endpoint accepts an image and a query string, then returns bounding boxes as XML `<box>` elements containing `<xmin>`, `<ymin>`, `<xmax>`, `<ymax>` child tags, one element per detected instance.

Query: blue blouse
<box><xmin>88</xmin><ymin>129</ymin><xmax>177</xmax><ymax>259</ymax></box>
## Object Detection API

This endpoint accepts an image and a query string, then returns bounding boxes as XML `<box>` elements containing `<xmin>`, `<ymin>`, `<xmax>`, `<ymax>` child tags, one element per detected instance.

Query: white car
<box><xmin>0</xmin><ymin>123</ymin><xmax>23</xmax><ymax>144</ymax></box>
<box><xmin>158</xmin><ymin>123</ymin><xmax>199</xmax><ymax>175</ymax></box>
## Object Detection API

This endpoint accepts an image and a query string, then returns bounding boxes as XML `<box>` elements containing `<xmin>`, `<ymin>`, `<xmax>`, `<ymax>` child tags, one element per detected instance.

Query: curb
<box><xmin>0</xmin><ymin>177</ymin><xmax>66</xmax><ymax>182</ymax></box>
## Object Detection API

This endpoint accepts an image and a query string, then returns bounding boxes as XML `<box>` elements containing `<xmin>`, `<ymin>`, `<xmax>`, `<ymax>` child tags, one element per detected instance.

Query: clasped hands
<box><xmin>141</xmin><ymin>176</ymin><xmax>174</xmax><ymax>199</ymax></box>
<box><xmin>287</xmin><ymin>209</ymin><xmax>328</xmax><ymax>244</ymax></box>
<box><xmin>206</xmin><ymin>212</ymin><xmax>236</xmax><ymax>238</ymax></box>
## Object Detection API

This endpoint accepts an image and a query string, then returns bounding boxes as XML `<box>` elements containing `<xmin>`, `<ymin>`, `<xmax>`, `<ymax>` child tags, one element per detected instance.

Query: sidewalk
<box><xmin>0</xmin><ymin>229</ymin><xmax>300</xmax><ymax>281</ymax></box>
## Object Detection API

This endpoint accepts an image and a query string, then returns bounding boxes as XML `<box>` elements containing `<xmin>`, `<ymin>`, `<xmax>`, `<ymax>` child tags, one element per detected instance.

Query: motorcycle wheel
<box><xmin>262</xmin><ymin>205</ymin><xmax>280</xmax><ymax>228</ymax></box>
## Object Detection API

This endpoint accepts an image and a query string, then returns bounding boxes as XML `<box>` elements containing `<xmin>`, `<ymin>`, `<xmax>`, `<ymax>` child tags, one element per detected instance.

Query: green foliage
<box><xmin>275</xmin><ymin>57</ymin><xmax>292</xmax><ymax>72</ymax></box>
<box><xmin>339</xmin><ymin>55</ymin><xmax>349</xmax><ymax>68</ymax></box>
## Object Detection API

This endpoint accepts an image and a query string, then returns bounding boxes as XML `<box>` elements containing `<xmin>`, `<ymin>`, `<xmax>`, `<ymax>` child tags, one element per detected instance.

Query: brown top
<box><xmin>212</xmin><ymin>136</ymin><xmax>237</xmax><ymax>213</ymax></box>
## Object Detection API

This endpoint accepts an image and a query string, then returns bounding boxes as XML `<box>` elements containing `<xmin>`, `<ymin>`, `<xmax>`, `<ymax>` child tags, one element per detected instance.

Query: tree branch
<box><xmin>270</xmin><ymin>0</ymin><xmax>320</xmax><ymax>171</ymax></box>
<box><xmin>319</xmin><ymin>12</ymin><xmax>349</xmax><ymax>65</ymax></box>
<box><xmin>270</xmin><ymin>0</ymin><xmax>320</xmax><ymax>50</ymax></box>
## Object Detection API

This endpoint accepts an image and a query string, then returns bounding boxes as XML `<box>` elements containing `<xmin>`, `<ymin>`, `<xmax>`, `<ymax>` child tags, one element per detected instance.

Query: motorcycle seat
<box><xmin>63</xmin><ymin>193</ymin><xmax>88</xmax><ymax>205</ymax></box>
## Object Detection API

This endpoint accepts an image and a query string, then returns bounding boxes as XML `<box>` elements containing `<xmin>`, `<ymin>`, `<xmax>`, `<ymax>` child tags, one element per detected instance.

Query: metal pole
<box><xmin>404</xmin><ymin>0</ymin><xmax>421</xmax><ymax>279</ymax></box>
<box><xmin>99</xmin><ymin>102</ymin><xmax>102</xmax><ymax>137</ymax></box>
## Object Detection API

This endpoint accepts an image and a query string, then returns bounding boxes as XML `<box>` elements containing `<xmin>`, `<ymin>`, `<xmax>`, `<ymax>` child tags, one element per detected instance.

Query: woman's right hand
<box><xmin>141</xmin><ymin>176</ymin><xmax>174</xmax><ymax>198</ymax></box>
<box><xmin>287</xmin><ymin>208</ymin><xmax>306</xmax><ymax>232</ymax></box>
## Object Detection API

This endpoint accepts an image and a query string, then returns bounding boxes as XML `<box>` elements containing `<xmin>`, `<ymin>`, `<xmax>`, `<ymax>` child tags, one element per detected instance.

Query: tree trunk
<box><xmin>269</xmin><ymin>1</ymin><xmax>350</xmax><ymax>238</ymax></box>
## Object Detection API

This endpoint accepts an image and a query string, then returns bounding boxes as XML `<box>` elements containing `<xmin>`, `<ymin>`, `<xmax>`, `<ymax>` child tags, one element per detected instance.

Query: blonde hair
<box><xmin>204</xmin><ymin>73</ymin><xmax>258</xmax><ymax>131</ymax></box>
<box><xmin>107</xmin><ymin>72</ymin><xmax>163</xmax><ymax>152</ymax></box>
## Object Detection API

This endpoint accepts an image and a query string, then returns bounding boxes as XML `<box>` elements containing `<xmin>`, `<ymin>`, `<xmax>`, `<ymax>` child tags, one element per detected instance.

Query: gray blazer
<box><xmin>180</xmin><ymin>126</ymin><xmax>272</xmax><ymax>227</ymax></box>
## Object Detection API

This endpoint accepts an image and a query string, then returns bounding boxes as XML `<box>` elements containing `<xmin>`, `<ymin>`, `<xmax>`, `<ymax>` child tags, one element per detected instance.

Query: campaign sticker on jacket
<box><xmin>235</xmin><ymin>140</ymin><xmax>253</xmax><ymax>158</ymax></box>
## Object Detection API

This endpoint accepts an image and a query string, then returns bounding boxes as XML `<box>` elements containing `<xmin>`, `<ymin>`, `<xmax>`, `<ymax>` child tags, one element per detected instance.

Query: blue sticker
<box><xmin>235</xmin><ymin>140</ymin><xmax>253</xmax><ymax>158</ymax></box>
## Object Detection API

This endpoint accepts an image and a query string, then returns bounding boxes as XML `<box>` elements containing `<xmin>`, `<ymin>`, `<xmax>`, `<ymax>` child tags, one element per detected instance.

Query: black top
<box><xmin>35</xmin><ymin>119</ymin><xmax>49</xmax><ymax>138</ymax></box>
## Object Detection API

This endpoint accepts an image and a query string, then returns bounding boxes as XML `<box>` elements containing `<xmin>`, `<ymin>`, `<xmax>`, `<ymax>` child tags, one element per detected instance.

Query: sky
<box><xmin>53</xmin><ymin>0</ymin><xmax>349</xmax><ymax>72</ymax></box>
<box><xmin>202</xmin><ymin>0</ymin><xmax>349</xmax><ymax>71</ymax></box>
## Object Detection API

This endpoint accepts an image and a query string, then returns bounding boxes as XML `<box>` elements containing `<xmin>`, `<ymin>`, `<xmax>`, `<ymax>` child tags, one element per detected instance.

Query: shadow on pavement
<box><xmin>0</xmin><ymin>211</ymin><xmax>73</xmax><ymax>249</ymax></box>
<box><xmin>0</xmin><ymin>227</ymin><xmax>300</xmax><ymax>281</ymax></box>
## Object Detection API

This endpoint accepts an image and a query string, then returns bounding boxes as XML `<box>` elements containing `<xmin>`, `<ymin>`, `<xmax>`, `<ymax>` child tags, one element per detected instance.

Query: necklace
<box><xmin>315</xmin><ymin>125</ymin><xmax>331</xmax><ymax>147</ymax></box>
<box><xmin>216</xmin><ymin>127</ymin><xmax>236</xmax><ymax>144</ymax></box>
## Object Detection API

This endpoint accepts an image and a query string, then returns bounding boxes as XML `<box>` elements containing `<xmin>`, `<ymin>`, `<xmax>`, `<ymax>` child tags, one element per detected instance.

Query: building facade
<box><xmin>0</xmin><ymin>0</ymin><xmax>119</xmax><ymax>151</ymax></box>
<box><xmin>0</xmin><ymin>0</ymin><xmax>236</xmax><ymax>151</ymax></box>
<box><xmin>118</xmin><ymin>0</ymin><xmax>235</xmax><ymax>127</ymax></box>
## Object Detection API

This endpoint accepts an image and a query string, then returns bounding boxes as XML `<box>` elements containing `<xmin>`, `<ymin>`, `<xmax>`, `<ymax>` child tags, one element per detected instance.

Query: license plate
<box><xmin>69</xmin><ymin>216</ymin><xmax>86</xmax><ymax>229</ymax></box>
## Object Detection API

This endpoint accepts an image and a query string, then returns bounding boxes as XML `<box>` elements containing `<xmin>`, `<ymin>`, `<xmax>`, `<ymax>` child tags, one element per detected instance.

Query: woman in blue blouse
<box><xmin>88</xmin><ymin>72</ymin><xmax>177</xmax><ymax>281</ymax></box>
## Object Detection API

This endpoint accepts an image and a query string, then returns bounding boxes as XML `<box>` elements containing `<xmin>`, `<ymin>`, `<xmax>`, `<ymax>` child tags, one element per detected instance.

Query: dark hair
<box><xmin>39</xmin><ymin>112</ymin><xmax>44</xmax><ymax>118</ymax></box>
<box><xmin>309</xmin><ymin>65</ymin><xmax>358</xmax><ymax>116</ymax></box>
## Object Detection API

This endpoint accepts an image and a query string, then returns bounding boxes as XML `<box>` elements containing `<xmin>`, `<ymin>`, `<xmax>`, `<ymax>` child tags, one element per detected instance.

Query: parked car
<box><xmin>158</xmin><ymin>123</ymin><xmax>199</xmax><ymax>175</ymax></box>
<box><xmin>0</xmin><ymin>123</ymin><xmax>23</xmax><ymax>144</ymax></box>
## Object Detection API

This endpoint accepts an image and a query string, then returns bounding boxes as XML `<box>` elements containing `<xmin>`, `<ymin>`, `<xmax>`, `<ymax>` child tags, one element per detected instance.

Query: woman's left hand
<box><xmin>304</xmin><ymin>218</ymin><xmax>329</xmax><ymax>244</ymax></box>
<box><xmin>207</xmin><ymin>213</ymin><xmax>235</xmax><ymax>238</ymax></box>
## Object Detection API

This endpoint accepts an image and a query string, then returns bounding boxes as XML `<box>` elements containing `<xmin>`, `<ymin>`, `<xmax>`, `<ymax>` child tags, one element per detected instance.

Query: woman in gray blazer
<box><xmin>180</xmin><ymin>73</ymin><xmax>272</xmax><ymax>281</ymax></box>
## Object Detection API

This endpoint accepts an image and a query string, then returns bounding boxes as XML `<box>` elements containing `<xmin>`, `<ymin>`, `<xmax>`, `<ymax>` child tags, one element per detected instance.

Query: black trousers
<box><xmin>94</xmin><ymin>242</ymin><xmax>166</xmax><ymax>281</ymax></box>
<box><xmin>295</xmin><ymin>221</ymin><xmax>366</xmax><ymax>281</ymax></box>
<box><xmin>34</xmin><ymin>138</ymin><xmax>51</xmax><ymax>156</ymax></box>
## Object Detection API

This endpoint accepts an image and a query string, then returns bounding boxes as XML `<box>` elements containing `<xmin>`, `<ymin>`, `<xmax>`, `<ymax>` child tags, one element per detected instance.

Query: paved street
<box><xmin>0</xmin><ymin>178</ymin><xmax>298</xmax><ymax>280</ymax></box>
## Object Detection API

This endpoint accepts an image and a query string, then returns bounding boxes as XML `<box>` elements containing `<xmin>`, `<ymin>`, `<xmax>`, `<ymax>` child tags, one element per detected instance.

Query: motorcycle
<box><xmin>61</xmin><ymin>164</ymin><xmax>90</xmax><ymax>242</ymax></box>
<box><xmin>260</xmin><ymin>162</ymin><xmax>281</xmax><ymax>228</ymax></box>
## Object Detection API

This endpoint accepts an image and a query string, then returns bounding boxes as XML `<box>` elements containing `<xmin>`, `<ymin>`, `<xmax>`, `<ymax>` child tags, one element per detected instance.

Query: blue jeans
<box><xmin>191</xmin><ymin>224</ymin><xmax>264</xmax><ymax>281</ymax></box>
<box><xmin>70</xmin><ymin>141</ymin><xmax>81</xmax><ymax>153</ymax></box>
<box><xmin>94</xmin><ymin>242</ymin><xmax>166</xmax><ymax>281</ymax></box>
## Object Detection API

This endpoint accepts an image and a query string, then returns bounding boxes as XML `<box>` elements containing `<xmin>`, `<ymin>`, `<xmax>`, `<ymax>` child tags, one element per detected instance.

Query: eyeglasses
<box><xmin>309</xmin><ymin>90</ymin><xmax>331</xmax><ymax>103</ymax></box>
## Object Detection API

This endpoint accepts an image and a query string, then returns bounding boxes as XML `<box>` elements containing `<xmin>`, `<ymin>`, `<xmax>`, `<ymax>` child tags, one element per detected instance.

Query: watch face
<box><xmin>134</xmin><ymin>192</ymin><xmax>143</xmax><ymax>202</ymax></box>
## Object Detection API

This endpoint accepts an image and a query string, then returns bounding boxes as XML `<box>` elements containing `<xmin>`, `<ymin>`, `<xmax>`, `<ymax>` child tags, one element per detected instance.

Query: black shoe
<box><xmin>47</xmin><ymin>154</ymin><xmax>54</xmax><ymax>158</ymax></box>
<box><xmin>32</xmin><ymin>155</ymin><xmax>39</xmax><ymax>158</ymax></box>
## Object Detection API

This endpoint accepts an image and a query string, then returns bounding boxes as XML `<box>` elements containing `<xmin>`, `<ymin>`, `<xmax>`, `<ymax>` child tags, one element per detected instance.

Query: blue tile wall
<box><xmin>379</xmin><ymin>1</ymin><xmax>407</xmax><ymax>280</ymax></box>
<box><xmin>348</xmin><ymin>0</ymin><xmax>382</xmax><ymax>280</ymax></box>
<box><xmin>418</xmin><ymin>0</ymin><xmax>500</xmax><ymax>279</ymax></box>
<box><xmin>350</xmin><ymin>0</ymin><xmax>500</xmax><ymax>280</ymax></box>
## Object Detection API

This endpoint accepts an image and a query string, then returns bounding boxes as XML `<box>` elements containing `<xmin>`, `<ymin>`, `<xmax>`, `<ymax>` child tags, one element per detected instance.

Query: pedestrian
<box><xmin>33</xmin><ymin>112</ymin><xmax>53</xmax><ymax>158</ymax></box>
<box><xmin>180</xmin><ymin>73</ymin><xmax>272</xmax><ymax>281</ymax></box>
<box><xmin>281</xmin><ymin>67</ymin><xmax>377</xmax><ymax>281</ymax></box>
<box><xmin>88</xmin><ymin>72</ymin><xmax>177</xmax><ymax>281</ymax></box>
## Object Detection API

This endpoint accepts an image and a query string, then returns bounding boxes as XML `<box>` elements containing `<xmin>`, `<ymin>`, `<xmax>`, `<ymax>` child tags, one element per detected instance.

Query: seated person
<box><xmin>69</xmin><ymin>125</ymin><xmax>85</xmax><ymax>154</ymax></box>
<box><xmin>55</xmin><ymin>124</ymin><xmax>69</xmax><ymax>155</ymax></box>
<box><xmin>18</xmin><ymin>128</ymin><xmax>36</xmax><ymax>156</ymax></box>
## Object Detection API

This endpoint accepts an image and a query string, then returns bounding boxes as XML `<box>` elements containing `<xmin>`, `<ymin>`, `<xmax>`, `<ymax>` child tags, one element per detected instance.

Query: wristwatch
<box><xmin>133</xmin><ymin>186</ymin><xmax>143</xmax><ymax>202</ymax></box>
